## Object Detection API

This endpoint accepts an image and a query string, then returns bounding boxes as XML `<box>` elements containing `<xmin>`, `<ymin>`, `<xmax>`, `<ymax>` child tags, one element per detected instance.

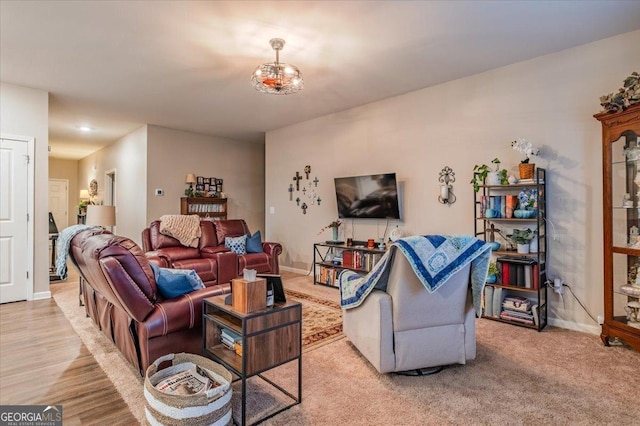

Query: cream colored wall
<box><xmin>48</xmin><ymin>157</ymin><xmax>79</xmax><ymax>228</ymax></box>
<box><xmin>266</xmin><ymin>30</ymin><xmax>640</xmax><ymax>332</ymax></box>
<box><xmin>146</xmin><ymin>125</ymin><xmax>265</xmax><ymax>234</ymax></box>
<box><xmin>0</xmin><ymin>82</ymin><xmax>49</xmax><ymax>297</ymax></box>
<box><xmin>79</xmin><ymin>125</ymin><xmax>148</xmax><ymax>243</ymax></box>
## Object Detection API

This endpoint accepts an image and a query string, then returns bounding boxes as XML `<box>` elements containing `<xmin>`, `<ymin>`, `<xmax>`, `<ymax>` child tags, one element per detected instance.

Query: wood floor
<box><xmin>0</xmin><ymin>297</ymin><xmax>137</xmax><ymax>425</ymax></box>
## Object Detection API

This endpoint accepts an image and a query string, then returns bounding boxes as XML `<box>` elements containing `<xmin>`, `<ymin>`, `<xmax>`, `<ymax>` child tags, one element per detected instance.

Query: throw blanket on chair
<box><xmin>339</xmin><ymin>235</ymin><xmax>491</xmax><ymax>317</ymax></box>
<box><xmin>159</xmin><ymin>214</ymin><xmax>201</xmax><ymax>248</ymax></box>
<box><xmin>56</xmin><ymin>224</ymin><xmax>101</xmax><ymax>280</ymax></box>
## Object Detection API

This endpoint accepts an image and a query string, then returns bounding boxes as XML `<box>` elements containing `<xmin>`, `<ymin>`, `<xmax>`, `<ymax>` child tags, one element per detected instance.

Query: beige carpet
<box><xmin>52</xmin><ymin>273</ymin><xmax>640</xmax><ymax>425</ymax></box>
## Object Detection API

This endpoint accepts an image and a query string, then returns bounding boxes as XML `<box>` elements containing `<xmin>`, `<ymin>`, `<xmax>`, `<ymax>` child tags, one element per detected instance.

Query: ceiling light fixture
<box><xmin>79</xmin><ymin>126</ymin><xmax>92</xmax><ymax>132</ymax></box>
<box><xmin>251</xmin><ymin>38</ymin><xmax>303</xmax><ymax>95</ymax></box>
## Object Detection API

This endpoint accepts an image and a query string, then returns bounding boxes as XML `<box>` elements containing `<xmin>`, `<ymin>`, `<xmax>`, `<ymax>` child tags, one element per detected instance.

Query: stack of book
<box><xmin>496</xmin><ymin>257</ymin><xmax>539</xmax><ymax>289</ymax></box>
<box><xmin>220</xmin><ymin>327</ymin><xmax>241</xmax><ymax>351</ymax></box>
<box><xmin>499</xmin><ymin>296</ymin><xmax>538</xmax><ymax>326</ymax></box>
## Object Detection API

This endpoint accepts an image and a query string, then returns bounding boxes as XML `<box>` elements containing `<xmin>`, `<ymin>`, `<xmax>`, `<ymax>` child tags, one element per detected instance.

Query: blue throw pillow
<box><xmin>150</xmin><ymin>263</ymin><xmax>205</xmax><ymax>299</ymax></box>
<box><xmin>225</xmin><ymin>235</ymin><xmax>247</xmax><ymax>255</ymax></box>
<box><xmin>246</xmin><ymin>230</ymin><xmax>263</xmax><ymax>253</ymax></box>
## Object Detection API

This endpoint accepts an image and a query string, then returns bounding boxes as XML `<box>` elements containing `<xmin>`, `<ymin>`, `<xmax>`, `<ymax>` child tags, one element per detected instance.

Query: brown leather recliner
<box><xmin>69</xmin><ymin>228</ymin><xmax>230</xmax><ymax>375</ymax></box>
<box><xmin>142</xmin><ymin>218</ymin><xmax>282</xmax><ymax>278</ymax></box>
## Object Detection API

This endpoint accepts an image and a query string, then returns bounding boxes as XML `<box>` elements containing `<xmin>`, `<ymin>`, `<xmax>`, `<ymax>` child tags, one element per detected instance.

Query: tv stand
<box><xmin>313</xmin><ymin>242</ymin><xmax>386</xmax><ymax>288</ymax></box>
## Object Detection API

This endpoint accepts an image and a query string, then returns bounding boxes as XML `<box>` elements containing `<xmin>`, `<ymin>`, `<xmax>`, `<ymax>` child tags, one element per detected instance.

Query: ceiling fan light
<box><xmin>250</xmin><ymin>38</ymin><xmax>304</xmax><ymax>95</ymax></box>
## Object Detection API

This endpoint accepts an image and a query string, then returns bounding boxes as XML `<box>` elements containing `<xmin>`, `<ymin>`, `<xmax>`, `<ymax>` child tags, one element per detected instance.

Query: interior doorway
<box><xmin>48</xmin><ymin>179</ymin><xmax>68</xmax><ymax>229</ymax></box>
<box><xmin>0</xmin><ymin>135</ymin><xmax>34</xmax><ymax>303</ymax></box>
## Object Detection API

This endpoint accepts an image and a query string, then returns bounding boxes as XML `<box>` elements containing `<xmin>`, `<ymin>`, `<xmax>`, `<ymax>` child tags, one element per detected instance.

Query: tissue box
<box><xmin>232</xmin><ymin>278</ymin><xmax>267</xmax><ymax>314</ymax></box>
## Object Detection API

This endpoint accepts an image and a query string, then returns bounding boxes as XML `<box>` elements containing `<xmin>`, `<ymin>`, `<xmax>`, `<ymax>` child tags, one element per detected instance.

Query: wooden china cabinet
<box><xmin>594</xmin><ymin>103</ymin><xmax>640</xmax><ymax>352</ymax></box>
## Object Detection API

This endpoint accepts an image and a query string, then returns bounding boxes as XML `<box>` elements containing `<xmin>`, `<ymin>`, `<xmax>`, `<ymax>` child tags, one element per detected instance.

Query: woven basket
<box><xmin>518</xmin><ymin>163</ymin><xmax>535</xmax><ymax>180</ymax></box>
<box><xmin>144</xmin><ymin>353</ymin><xmax>233</xmax><ymax>426</ymax></box>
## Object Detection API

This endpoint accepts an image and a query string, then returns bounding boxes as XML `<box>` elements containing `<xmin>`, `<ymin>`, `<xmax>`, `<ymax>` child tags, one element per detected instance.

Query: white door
<box><xmin>0</xmin><ymin>138</ymin><xmax>29</xmax><ymax>303</ymax></box>
<box><xmin>48</xmin><ymin>179</ymin><xmax>68</xmax><ymax>230</ymax></box>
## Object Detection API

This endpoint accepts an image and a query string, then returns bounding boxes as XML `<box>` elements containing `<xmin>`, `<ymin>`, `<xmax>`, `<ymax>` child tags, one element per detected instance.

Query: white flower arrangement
<box><xmin>511</xmin><ymin>139</ymin><xmax>540</xmax><ymax>164</ymax></box>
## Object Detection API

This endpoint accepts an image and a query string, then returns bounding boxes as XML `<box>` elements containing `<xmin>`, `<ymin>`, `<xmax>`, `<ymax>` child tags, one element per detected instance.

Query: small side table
<box><xmin>203</xmin><ymin>296</ymin><xmax>302</xmax><ymax>425</ymax></box>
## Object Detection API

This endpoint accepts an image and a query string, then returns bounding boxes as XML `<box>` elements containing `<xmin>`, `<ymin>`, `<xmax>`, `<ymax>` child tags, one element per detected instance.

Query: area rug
<box><xmin>285</xmin><ymin>289</ymin><xmax>343</xmax><ymax>352</ymax></box>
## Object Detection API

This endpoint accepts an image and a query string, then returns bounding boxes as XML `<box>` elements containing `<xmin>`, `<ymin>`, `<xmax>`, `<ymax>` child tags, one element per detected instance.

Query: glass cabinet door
<box><xmin>611</xmin><ymin>130</ymin><xmax>640</xmax><ymax>329</ymax></box>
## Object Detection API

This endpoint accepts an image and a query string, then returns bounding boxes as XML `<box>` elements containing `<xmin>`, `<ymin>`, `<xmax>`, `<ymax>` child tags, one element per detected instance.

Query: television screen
<box><xmin>334</xmin><ymin>173</ymin><xmax>401</xmax><ymax>219</ymax></box>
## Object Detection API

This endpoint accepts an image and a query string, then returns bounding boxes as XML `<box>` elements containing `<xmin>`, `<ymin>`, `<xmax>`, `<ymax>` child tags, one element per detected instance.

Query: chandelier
<box><xmin>251</xmin><ymin>38</ymin><xmax>304</xmax><ymax>95</ymax></box>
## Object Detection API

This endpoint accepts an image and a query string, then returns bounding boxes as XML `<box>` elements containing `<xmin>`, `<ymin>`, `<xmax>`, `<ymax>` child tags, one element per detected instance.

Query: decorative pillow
<box><xmin>246</xmin><ymin>230</ymin><xmax>264</xmax><ymax>253</ymax></box>
<box><xmin>225</xmin><ymin>235</ymin><xmax>247</xmax><ymax>255</ymax></box>
<box><xmin>150</xmin><ymin>263</ymin><xmax>205</xmax><ymax>299</ymax></box>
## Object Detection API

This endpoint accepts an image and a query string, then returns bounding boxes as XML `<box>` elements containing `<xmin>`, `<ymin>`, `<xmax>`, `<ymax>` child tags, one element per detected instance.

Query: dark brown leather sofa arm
<box><xmin>262</xmin><ymin>242</ymin><xmax>283</xmax><ymax>274</ymax></box>
<box><xmin>145</xmin><ymin>251</ymin><xmax>170</xmax><ymax>268</ymax></box>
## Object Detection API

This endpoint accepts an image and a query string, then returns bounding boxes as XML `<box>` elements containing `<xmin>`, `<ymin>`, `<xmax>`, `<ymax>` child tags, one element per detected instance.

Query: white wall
<box><xmin>79</xmin><ymin>125</ymin><xmax>148</xmax><ymax>243</ymax></box>
<box><xmin>0</xmin><ymin>82</ymin><xmax>49</xmax><ymax>297</ymax></box>
<box><xmin>146</xmin><ymin>125</ymin><xmax>265</xmax><ymax>235</ymax></box>
<box><xmin>266</xmin><ymin>30</ymin><xmax>640</xmax><ymax>332</ymax></box>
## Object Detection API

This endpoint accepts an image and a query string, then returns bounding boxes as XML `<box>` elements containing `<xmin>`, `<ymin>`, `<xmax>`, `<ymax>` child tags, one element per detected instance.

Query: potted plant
<box><xmin>511</xmin><ymin>139</ymin><xmax>540</xmax><ymax>180</ymax></box>
<box><xmin>507</xmin><ymin>228</ymin><xmax>535</xmax><ymax>254</ymax></box>
<box><xmin>471</xmin><ymin>158</ymin><xmax>508</xmax><ymax>192</ymax></box>
<box><xmin>318</xmin><ymin>220</ymin><xmax>342</xmax><ymax>241</ymax></box>
<box><xmin>486</xmin><ymin>261</ymin><xmax>499</xmax><ymax>284</ymax></box>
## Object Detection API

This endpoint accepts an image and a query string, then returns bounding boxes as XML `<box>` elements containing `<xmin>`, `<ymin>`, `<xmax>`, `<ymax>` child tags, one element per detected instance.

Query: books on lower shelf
<box><xmin>220</xmin><ymin>327</ymin><xmax>241</xmax><ymax>350</ymax></box>
<box><xmin>317</xmin><ymin>266</ymin><xmax>338</xmax><ymax>287</ymax></box>
<box><xmin>483</xmin><ymin>291</ymin><xmax>540</xmax><ymax>326</ymax></box>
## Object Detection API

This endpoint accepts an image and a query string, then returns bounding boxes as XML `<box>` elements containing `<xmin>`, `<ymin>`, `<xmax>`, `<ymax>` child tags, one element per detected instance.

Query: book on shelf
<box><xmin>496</xmin><ymin>257</ymin><xmax>538</xmax><ymax>288</ymax></box>
<box><xmin>492</xmin><ymin>288</ymin><xmax>504</xmax><ymax>317</ymax></box>
<box><xmin>532</xmin><ymin>304</ymin><xmax>539</xmax><ymax>326</ymax></box>
<box><xmin>502</xmin><ymin>296</ymin><xmax>532</xmax><ymax>313</ymax></box>
<box><xmin>484</xmin><ymin>286</ymin><xmax>495</xmax><ymax>317</ymax></box>
<box><xmin>499</xmin><ymin>310</ymin><xmax>534</xmax><ymax>325</ymax></box>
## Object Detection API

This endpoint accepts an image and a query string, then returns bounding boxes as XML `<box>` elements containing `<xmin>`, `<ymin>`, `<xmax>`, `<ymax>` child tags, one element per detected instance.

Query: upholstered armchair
<box><xmin>342</xmin><ymin>252</ymin><xmax>476</xmax><ymax>374</ymax></box>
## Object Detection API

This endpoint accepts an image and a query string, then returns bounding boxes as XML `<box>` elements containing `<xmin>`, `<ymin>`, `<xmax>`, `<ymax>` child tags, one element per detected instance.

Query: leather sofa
<box><xmin>142</xmin><ymin>218</ymin><xmax>282</xmax><ymax>278</ymax></box>
<box><xmin>68</xmin><ymin>228</ymin><xmax>230</xmax><ymax>375</ymax></box>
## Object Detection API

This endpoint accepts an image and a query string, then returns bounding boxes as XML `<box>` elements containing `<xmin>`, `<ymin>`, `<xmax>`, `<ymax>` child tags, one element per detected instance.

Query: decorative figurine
<box><xmin>623</xmin><ymin>193</ymin><xmax>634</xmax><ymax>208</ymax></box>
<box><xmin>630</xmin><ymin>226</ymin><xmax>639</xmax><ymax>246</ymax></box>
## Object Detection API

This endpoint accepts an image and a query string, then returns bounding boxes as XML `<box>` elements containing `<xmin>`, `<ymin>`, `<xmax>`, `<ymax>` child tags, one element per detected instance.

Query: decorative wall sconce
<box><xmin>438</xmin><ymin>166</ymin><xmax>456</xmax><ymax>205</ymax></box>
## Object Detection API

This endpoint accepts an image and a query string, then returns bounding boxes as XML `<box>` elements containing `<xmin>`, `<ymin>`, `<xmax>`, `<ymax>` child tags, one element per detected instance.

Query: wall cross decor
<box><xmin>293</xmin><ymin>171</ymin><xmax>302</xmax><ymax>191</ymax></box>
<box><xmin>288</xmin><ymin>165</ymin><xmax>321</xmax><ymax>214</ymax></box>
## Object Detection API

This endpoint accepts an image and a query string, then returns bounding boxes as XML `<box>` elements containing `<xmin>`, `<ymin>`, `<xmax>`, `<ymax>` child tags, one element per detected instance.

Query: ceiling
<box><xmin>2</xmin><ymin>1</ymin><xmax>640</xmax><ymax>160</ymax></box>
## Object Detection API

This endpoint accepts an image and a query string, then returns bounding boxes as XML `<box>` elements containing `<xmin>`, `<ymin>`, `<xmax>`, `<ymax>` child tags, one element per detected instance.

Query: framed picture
<box><xmin>197</xmin><ymin>176</ymin><xmax>204</xmax><ymax>184</ymax></box>
<box><xmin>203</xmin><ymin>177</ymin><xmax>210</xmax><ymax>184</ymax></box>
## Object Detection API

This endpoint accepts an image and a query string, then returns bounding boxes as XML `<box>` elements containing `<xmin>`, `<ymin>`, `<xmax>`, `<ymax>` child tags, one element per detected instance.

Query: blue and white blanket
<box><xmin>55</xmin><ymin>224</ymin><xmax>101</xmax><ymax>280</ymax></box>
<box><xmin>339</xmin><ymin>235</ymin><xmax>492</xmax><ymax>317</ymax></box>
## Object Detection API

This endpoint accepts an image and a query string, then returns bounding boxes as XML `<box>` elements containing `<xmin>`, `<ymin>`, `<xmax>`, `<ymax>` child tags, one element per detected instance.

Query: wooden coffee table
<box><xmin>203</xmin><ymin>296</ymin><xmax>302</xmax><ymax>425</ymax></box>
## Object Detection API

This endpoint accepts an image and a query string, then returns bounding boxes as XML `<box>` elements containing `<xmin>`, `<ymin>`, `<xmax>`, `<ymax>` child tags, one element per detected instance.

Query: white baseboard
<box><xmin>548</xmin><ymin>317</ymin><xmax>600</xmax><ymax>335</ymax></box>
<box><xmin>280</xmin><ymin>265</ymin><xmax>312</xmax><ymax>276</ymax></box>
<box><xmin>32</xmin><ymin>291</ymin><xmax>51</xmax><ymax>300</ymax></box>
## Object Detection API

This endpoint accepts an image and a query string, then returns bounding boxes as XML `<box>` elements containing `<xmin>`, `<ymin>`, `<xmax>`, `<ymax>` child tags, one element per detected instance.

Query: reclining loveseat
<box><xmin>68</xmin><ymin>228</ymin><xmax>230</xmax><ymax>374</ymax></box>
<box><xmin>141</xmin><ymin>218</ymin><xmax>282</xmax><ymax>279</ymax></box>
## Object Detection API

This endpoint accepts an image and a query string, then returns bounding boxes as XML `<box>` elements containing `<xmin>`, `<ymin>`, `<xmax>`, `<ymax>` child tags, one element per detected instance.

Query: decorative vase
<box><xmin>529</xmin><ymin>234</ymin><xmax>538</xmax><ymax>253</ymax></box>
<box><xmin>332</xmin><ymin>227</ymin><xmax>339</xmax><ymax>241</ymax></box>
<box><xmin>519</xmin><ymin>163</ymin><xmax>535</xmax><ymax>180</ymax></box>
<box><xmin>517</xmin><ymin>243</ymin><xmax>530</xmax><ymax>254</ymax></box>
<box><xmin>486</xmin><ymin>171</ymin><xmax>501</xmax><ymax>185</ymax></box>
<box><xmin>486</xmin><ymin>274</ymin><xmax>497</xmax><ymax>284</ymax></box>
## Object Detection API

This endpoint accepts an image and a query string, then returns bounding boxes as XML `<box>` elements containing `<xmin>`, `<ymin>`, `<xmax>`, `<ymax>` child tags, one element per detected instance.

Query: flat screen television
<box><xmin>334</xmin><ymin>173</ymin><xmax>401</xmax><ymax>219</ymax></box>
